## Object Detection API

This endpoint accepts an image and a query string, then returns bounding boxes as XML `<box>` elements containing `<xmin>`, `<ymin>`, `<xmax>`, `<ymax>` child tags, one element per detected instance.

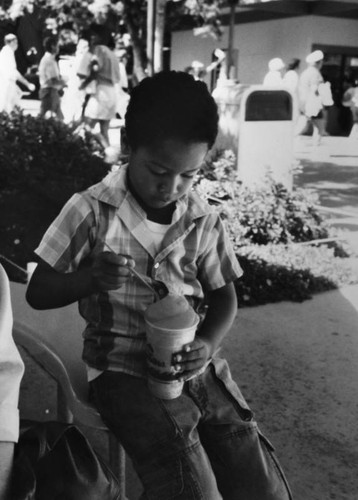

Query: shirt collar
<box><xmin>88</xmin><ymin>164</ymin><xmax>213</xmax><ymax>222</ymax></box>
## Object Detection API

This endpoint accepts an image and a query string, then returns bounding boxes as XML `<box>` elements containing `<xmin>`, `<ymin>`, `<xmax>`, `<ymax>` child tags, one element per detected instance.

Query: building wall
<box><xmin>171</xmin><ymin>16</ymin><xmax>358</xmax><ymax>86</ymax></box>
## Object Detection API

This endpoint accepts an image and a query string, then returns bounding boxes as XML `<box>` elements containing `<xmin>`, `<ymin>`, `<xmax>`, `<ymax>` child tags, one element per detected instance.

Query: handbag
<box><xmin>11</xmin><ymin>420</ymin><xmax>122</xmax><ymax>500</ymax></box>
<box><xmin>318</xmin><ymin>82</ymin><xmax>334</xmax><ymax>106</ymax></box>
<box><xmin>304</xmin><ymin>89</ymin><xmax>323</xmax><ymax>117</ymax></box>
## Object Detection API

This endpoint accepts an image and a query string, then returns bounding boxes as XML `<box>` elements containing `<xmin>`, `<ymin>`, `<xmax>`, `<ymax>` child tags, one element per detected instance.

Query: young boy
<box><xmin>26</xmin><ymin>71</ymin><xmax>292</xmax><ymax>500</ymax></box>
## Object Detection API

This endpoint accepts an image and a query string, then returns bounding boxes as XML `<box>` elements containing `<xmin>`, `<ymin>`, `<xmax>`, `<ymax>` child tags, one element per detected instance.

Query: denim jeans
<box><xmin>90</xmin><ymin>357</ymin><xmax>292</xmax><ymax>500</ymax></box>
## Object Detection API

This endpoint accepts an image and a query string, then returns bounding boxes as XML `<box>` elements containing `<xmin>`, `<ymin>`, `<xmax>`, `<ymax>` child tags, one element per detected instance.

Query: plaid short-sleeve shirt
<box><xmin>35</xmin><ymin>166</ymin><xmax>243</xmax><ymax>377</ymax></box>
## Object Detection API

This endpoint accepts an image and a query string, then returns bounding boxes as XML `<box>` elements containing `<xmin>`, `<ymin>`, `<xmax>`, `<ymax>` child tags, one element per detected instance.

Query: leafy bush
<box><xmin>195</xmin><ymin>150</ymin><xmax>357</xmax><ymax>305</ymax></box>
<box><xmin>195</xmin><ymin>150</ymin><xmax>330</xmax><ymax>248</ymax></box>
<box><xmin>235</xmin><ymin>244</ymin><xmax>357</xmax><ymax>307</ymax></box>
<box><xmin>0</xmin><ymin>110</ymin><xmax>108</xmax><ymax>200</ymax></box>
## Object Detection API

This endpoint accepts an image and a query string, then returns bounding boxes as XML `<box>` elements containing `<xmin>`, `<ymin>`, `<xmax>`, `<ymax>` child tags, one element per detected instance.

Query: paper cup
<box><xmin>145</xmin><ymin>315</ymin><xmax>199</xmax><ymax>400</ymax></box>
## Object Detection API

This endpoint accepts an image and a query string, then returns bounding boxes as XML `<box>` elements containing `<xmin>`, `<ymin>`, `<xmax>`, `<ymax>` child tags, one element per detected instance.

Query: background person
<box><xmin>26</xmin><ymin>71</ymin><xmax>292</xmax><ymax>500</ymax></box>
<box><xmin>298</xmin><ymin>49</ymin><xmax>326</xmax><ymax>144</ymax></box>
<box><xmin>61</xmin><ymin>37</ymin><xmax>90</xmax><ymax>124</ymax></box>
<box><xmin>342</xmin><ymin>78</ymin><xmax>358</xmax><ymax>139</ymax></box>
<box><xmin>38</xmin><ymin>35</ymin><xmax>66</xmax><ymax>119</ymax></box>
<box><xmin>283</xmin><ymin>58</ymin><xmax>300</xmax><ymax>93</ymax></box>
<box><xmin>0</xmin><ymin>264</ymin><xmax>25</xmax><ymax>500</ymax></box>
<box><xmin>76</xmin><ymin>24</ymin><xmax>120</xmax><ymax>150</ymax></box>
<box><xmin>185</xmin><ymin>48</ymin><xmax>226</xmax><ymax>83</ymax></box>
<box><xmin>283</xmin><ymin>58</ymin><xmax>301</xmax><ymax>127</ymax></box>
<box><xmin>263</xmin><ymin>57</ymin><xmax>285</xmax><ymax>86</ymax></box>
<box><xmin>0</xmin><ymin>34</ymin><xmax>35</xmax><ymax>113</ymax></box>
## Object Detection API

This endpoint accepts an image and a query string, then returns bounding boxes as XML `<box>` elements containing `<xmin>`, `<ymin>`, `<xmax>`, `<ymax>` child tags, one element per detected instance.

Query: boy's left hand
<box><xmin>172</xmin><ymin>337</ymin><xmax>212</xmax><ymax>381</ymax></box>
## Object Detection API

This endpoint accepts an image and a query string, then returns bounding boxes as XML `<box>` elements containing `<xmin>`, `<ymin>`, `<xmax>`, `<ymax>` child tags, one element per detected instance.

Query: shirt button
<box><xmin>154</xmin><ymin>262</ymin><xmax>160</xmax><ymax>269</ymax></box>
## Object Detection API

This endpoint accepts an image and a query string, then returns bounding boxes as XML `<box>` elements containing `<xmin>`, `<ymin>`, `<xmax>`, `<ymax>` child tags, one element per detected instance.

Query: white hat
<box><xmin>306</xmin><ymin>50</ymin><xmax>324</xmax><ymax>64</ymax></box>
<box><xmin>4</xmin><ymin>33</ymin><xmax>17</xmax><ymax>44</ymax></box>
<box><xmin>268</xmin><ymin>57</ymin><xmax>285</xmax><ymax>71</ymax></box>
<box><xmin>191</xmin><ymin>60</ymin><xmax>204</xmax><ymax>69</ymax></box>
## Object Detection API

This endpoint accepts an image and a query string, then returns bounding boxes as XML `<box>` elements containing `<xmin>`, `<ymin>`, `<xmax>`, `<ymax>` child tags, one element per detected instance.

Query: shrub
<box><xmin>0</xmin><ymin>110</ymin><xmax>108</xmax><ymax>200</ymax></box>
<box><xmin>195</xmin><ymin>150</ymin><xmax>330</xmax><ymax>248</ymax></box>
<box><xmin>235</xmin><ymin>243</ymin><xmax>357</xmax><ymax>307</ymax></box>
<box><xmin>195</xmin><ymin>150</ymin><xmax>357</xmax><ymax>305</ymax></box>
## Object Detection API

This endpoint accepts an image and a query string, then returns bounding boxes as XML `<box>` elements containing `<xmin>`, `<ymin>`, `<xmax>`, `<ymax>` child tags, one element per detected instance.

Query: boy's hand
<box><xmin>172</xmin><ymin>337</ymin><xmax>212</xmax><ymax>381</ymax></box>
<box><xmin>91</xmin><ymin>251</ymin><xmax>135</xmax><ymax>291</ymax></box>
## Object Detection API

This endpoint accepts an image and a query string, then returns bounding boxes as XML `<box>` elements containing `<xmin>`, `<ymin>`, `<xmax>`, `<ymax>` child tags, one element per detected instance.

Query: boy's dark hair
<box><xmin>43</xmin><ymin>36</ymin><xmax>58</xmax><ymax>53</ymax></box>
<box><xmin>125</xmin><ymin>71</ymin><xmax>218</xmax><ymax>150</ymax></box>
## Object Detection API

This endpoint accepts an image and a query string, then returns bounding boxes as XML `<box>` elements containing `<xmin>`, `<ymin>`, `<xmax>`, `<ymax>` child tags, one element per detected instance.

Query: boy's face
<box><xmin>128</xmin><ymin>138</ymin><xmax>208</xmax><ymax>210</ymax></box>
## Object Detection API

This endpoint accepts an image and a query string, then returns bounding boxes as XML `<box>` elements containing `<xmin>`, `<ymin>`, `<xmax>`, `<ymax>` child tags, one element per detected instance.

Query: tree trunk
<box><xmin>153</xmin><ymin>0</ymin><xmax>167</xmax><ymax>73</ymax></box>
<box><xmin>146</xmin><ymin>0</ymin><xmax>155</xmax><ymax>76</ymax></box>
<box><xmin>122</xmin><ymin>2</ymin><xmax>147</xmax><ymax>83</ymax></box>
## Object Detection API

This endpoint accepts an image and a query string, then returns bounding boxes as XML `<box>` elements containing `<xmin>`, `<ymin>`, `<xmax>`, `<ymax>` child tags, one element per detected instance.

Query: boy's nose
<box><xmin>158</xmin><ymin>177</ymin><xmax>180</xmax><ymax>196</ymax></box>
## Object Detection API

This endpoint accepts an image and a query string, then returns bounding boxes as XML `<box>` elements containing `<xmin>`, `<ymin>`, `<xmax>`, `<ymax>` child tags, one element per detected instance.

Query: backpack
<box><xmin>11</xmin><ymin>420</ymin><xmax>122</xmax><ymax>500</ymax></box>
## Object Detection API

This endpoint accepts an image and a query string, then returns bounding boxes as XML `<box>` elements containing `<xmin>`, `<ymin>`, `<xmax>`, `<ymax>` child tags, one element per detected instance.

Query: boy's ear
<box><xmin>204</xmin><ymin>147</ymin><xmax>215</xmax><ymax>165</ymax></box>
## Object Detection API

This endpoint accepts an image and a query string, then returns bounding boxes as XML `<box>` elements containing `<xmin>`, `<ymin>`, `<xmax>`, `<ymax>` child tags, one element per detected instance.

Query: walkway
<box><xmin>294</xmin><ymin>135</ymin><xmax>358</xmax><ymax>253</ymax></box>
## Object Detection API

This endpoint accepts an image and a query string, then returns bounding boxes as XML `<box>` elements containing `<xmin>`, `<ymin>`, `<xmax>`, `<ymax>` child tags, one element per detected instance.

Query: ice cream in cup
<box><xmin>144</xmin><ymin>294</ymin><xmax>199</xmax><ymax>399</ymax></box>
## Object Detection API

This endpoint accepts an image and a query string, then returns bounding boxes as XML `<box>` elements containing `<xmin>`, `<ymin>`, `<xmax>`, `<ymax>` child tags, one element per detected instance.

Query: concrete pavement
<box><xmin>294</xmin><ymin>135</ymin><xmax>358</xmax><ymax>252</ymax></box>
<box><xmin>222</xmin><ymin>283</ymin><xmax>358</xmax><ymax>500</ymax></box>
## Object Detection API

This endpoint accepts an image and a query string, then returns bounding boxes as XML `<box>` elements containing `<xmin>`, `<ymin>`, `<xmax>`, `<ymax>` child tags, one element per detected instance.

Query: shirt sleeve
<box><xmin>35</xmin><ymin>193</ymin><xmax>98</xmax><ymax>273</ymax></box>
<box><xmin>0</xmin><ymin>265</ymin><xmax>24</xmax><ymax>443</ymax></box>
<box><xmin>197</xmin><ymin>213</ymin><xmax>243</xmax><ymax>291</ymax></box>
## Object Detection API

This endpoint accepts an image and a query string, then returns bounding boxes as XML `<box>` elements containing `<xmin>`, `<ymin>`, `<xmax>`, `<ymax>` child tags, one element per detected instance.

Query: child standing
<box><xmin>26</xmin><ymin>71</ymin><xmax>292</xmax><ymax>499</ymax></box>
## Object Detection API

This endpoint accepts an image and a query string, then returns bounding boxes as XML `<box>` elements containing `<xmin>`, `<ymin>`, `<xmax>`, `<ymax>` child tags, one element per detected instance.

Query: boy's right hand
<box><xmin>91</xmin><ymin>252</ymin><xmax>135</xmax><ymax>291</ymax></box>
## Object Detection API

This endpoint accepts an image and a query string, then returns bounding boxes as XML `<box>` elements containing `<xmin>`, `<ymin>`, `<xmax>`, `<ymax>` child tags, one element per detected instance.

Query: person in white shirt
<box><xmin>298</xmin><ymin>49</ymin><xmax>326</xmax><ymax>144</ymax></box>
<box><xmin>283</xmin><ymin>58</ymin><xmax>300</xmax><ymax>93</ymax></box>
<box><xmin>283</xmin><ymin>58</ymin><xmax>301</xmax><ymax>125</ymax></box>
<box><xmin>0</xmin><ymin>264</ymin><xmax>25</xmax><ymax>499</ymax></box>
<box><xmin>38</xmin><ymin>35</ymin><xmax>66</xmax><ymax>119</ymax></box>
<box><xmin>0</xmin><ymin>34</ymin><xmax>35</xmax><ymax>113</ymax></box>
<box><xmin>61</xmin><ymin>37</ymin><xmax>90</xmax><ymax>124</ymax></box>
<box><xmin>263</xmin><ymin>57</ymin><xmax>285</xmax><ymax>86</ymax></box>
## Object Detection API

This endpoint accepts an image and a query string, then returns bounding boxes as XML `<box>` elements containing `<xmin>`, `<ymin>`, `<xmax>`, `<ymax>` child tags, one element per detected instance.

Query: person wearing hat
<box><xmin>263</xmin><ymin>57</ymin><xmax>285</xmax><ymax>86</ymax></box>
<box><xmin>0</xmin><ymin>34</ymin><xmax>36</xmax><ymax>113</ymax></box>
<box><xmin>185</xmin><ymin>48</ymin><xmax>226</xmax><ymax>83</ymax></box>
<box><xmin>297</xmin><ymin>49</ymin><xmax>326</xmax><ymax>143</ymax></box>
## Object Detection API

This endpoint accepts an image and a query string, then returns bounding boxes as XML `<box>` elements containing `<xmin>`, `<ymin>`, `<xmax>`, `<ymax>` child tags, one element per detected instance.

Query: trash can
<box><xmin>237</xmin><ymin>85</ymin><xmax>294</xmax><ymax>190</ymax></box>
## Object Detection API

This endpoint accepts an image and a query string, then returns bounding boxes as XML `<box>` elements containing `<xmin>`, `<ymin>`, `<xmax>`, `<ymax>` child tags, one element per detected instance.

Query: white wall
<box><xmin>171</xmin><ymin>16</ymin><xmax>358</xmax><ymax>85</ymax></box>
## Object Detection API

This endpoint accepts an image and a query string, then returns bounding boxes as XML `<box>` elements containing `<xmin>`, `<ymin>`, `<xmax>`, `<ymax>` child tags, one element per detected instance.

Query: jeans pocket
<box><xmin>211</xmin><ymin>357</ymin><xmax>253</xmax><ymax>422</ymax></box>
<box><xmin>258</xmin><ymin>430</ymin><xmax>293</xmax><ymax>500</ymax></box>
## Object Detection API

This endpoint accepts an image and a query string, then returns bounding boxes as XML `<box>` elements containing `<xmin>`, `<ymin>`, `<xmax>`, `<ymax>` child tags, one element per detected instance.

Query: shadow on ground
<box><xmin>295</xmin><ymin>160</ymin><xmax>358</xmax><ymax>212</ymax></box>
